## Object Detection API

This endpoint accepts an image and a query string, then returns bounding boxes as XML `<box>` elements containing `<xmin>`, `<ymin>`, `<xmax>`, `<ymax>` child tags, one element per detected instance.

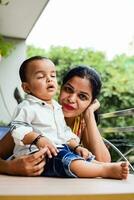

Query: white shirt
<box><xmin>11</xmin><ymin>95</ymin><xmax>79</xmax><ymax>157</ymax></box>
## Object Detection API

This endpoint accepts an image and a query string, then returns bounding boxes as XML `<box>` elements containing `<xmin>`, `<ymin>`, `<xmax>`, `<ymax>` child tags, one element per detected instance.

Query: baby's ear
<box><xmin>21</xmin><ymin>82</ymin><xmax>30</xmax><ymax>93</ymax></box>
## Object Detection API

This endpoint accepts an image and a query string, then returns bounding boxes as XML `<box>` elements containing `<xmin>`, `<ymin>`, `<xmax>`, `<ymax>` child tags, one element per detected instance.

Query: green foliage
<box><xmin>47</xmin><ymin>46</ymin><xmax>109</xmax><ymax>86</ymax></box>
<box><xmin>27</xmin><ymin>45</ymin><xmax>134</xmax><ymax>162</ymax></box>
<box><xmin>0</xmin><ymin>120</ymin><xmax>7</xmax><ymax>126</ymax></box>
<box><xmin>0</xmin><ymin>0</ymin><xmax>9</xmax><ymax>5</ymax></box>
<box><xmin>27</xmin><ymin>45</ymin><xmax>48</xmax><ymax>58</ymax></box>
<box><xmin>0</xmin><ymin>35</ymin><xmax>15</xmax><ymax>57</ymax></box>
<box><xmin>26</xmin><ymin>45</ymin><xmax>134</xmax><ymax>127</ymax></box>
<box><xmin>100</xmin><ymin>63</ymin><xmax>134</xmax><ymax>112</ymax></box>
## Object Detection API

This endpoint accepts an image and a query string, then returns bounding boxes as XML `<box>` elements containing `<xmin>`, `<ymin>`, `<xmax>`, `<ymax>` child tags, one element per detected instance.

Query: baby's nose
<box><xmin>46</xmin><ymin>76</ymin><xmax>52</xmax><ymax>82</ymax></box>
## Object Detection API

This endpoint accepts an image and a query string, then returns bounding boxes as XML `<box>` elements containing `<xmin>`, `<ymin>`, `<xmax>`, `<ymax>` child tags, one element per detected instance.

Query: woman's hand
<box><xmin>84</xmin><ymin>99</ymin><xmax>100</xmax><ymax>120</ymax></box>
<box><xmin>5</xmin><ymin>148</ymin><xmax>47</xmax><ymax>176</ymax></box>
<box><xmin>89</xmin><ymin>99</ymin><xmax>100</xmax><ymax>111</ymax></box>
<box><xmin>86</xmin><ymin>99</ymin><xmax>100</xmax><ymax>113</ymax></box>
<box><xmin>36</xmin><ymin>136</ymin><xmax>58</xmax><ymax>158</ymax></box>
<box><xmin>75</xmin><ymin>146</ymin><xmax>93</xmax><ymax>160</ymax></box>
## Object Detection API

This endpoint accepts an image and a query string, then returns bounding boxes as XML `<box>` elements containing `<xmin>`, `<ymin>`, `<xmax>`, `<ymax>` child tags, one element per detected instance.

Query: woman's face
<box><xmin>59</xmin><ymin>76</ymin><xmax>93</xmax><ymax>118</ymax></box>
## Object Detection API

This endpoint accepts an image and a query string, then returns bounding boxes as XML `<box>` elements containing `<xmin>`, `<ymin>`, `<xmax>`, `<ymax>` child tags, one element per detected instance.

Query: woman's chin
<box><xmin>63</xmin><ymin>112</ymin><xmax>76</xmax><ymax>118</ymax></box>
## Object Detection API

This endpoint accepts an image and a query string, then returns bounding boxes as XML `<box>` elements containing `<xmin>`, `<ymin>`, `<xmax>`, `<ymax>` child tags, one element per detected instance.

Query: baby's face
<box><xmin>23</xmin><ymin>59</ymin><xmax>58</xmax><ymax>103</ymax></box>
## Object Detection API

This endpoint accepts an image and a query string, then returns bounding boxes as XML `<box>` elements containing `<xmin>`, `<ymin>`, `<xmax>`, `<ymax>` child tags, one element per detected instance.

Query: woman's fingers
<box><xmin>27</xmin><ymin>147</ymin><xmax>47</xmax><ymax>164</ymax></box>
<box><xmin>31</xmin><ymin>160</ymin><xmax>46</xmax><ymax>176</ymax></box>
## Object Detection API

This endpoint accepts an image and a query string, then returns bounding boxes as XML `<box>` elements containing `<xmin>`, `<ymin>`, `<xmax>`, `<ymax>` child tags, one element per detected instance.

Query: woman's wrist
<box><xmin>84</xmin><ymin>109</ymin><xmax>94</xmax><ymax>122</ymax></box>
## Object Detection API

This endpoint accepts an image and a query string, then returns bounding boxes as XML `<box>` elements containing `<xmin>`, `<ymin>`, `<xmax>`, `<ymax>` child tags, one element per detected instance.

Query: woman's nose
<box><xmin>68</xmin><ymin>93</ymin><xmax>77</xmax><ymax>103</ymax></box>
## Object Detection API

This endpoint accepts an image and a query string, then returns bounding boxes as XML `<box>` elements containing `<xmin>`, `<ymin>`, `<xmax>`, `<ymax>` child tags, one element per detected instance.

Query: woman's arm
<box><xmin>82</xmin><ymin>99</ymin><xmax>111</xmax><ymax>162</ymax></box>
<box><xmin>0</xmin><ymin>132</ymin><xmax>14</xmax><ymax>159</ymax></box>
<box><xmin>0</xmin><ymin>148</ymin><xmax>47</xmax><ymax>176</ymax></box>
<box><xmin>0</xmin><ymin>133</ymin><xmax>47</xmax><ymax>176</ymax></box>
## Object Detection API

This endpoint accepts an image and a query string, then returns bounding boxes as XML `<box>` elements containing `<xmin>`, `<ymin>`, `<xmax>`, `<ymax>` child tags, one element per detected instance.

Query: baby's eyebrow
<box><xmin>50</xmin><ymin>70</ymin><xmax>56</xmax><ymax>73</ymax></box>
<box><xmin>34</xmin><ymin>70</ymin><xmax>56</xmax><ymax>75</ymax></box>
<box><xmin>34</xmin><ymin>70</ymin><xmax>44</xmax><ymax>75</ymax></box>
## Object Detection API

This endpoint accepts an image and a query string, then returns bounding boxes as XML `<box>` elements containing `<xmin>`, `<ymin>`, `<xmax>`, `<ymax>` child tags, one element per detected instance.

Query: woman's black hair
<box><xmin>19</xmin><ymin>56</ymin><xmax>48</xmax><ymax>82</ymax></box>
<box><xmin>62</xmin><ymin>65</ymin><xmax>102</xmax><ymax>123</ymax></box>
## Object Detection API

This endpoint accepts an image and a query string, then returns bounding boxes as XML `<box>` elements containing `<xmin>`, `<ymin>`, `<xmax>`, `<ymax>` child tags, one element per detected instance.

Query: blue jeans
<box><xmin>42</xmin><ymin>144</ymin><xmax>95</xmax><ymax>178</ymax></box>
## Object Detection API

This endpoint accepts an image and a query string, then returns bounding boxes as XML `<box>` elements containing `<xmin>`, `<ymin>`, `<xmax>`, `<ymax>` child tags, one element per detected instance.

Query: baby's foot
<box><xmin>102</xmin><ymin>162</ymin><xmax>129</xmax><ymax>179</ymax></box>
<box><xmin>120</xmin><ymin>162</ymin><xmax>129</xmax><ymax>179</ymax></box>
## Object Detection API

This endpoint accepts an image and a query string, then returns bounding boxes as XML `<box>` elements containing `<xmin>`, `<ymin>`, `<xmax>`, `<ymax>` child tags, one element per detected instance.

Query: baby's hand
<box><xmin>75</xmin><ymin>146</ymin><xmax>93</xmax><ymax>160</ymax></box>
<box><xmin>36</xmin><ymin>136</ymin><xmax>58</xmax><ymax>158</ymax></box>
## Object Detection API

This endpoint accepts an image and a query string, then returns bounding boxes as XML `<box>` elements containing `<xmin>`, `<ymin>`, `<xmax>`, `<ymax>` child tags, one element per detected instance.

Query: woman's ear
<box><xmin>21</xmin><ymin>82</ymin><xmax>30</xmax><ymax>94</ymax></box>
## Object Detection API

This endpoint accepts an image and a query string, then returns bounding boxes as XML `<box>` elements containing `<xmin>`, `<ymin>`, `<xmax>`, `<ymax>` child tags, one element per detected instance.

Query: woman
<box><xmin>0</xmin><ymin>65</ymin><xmax>111</xmax><ymax>176</ymax></box>
<box><xmin>59</xmin><ymin>66</ymin><xmax>110</xmax><ymax>162</ymax></box>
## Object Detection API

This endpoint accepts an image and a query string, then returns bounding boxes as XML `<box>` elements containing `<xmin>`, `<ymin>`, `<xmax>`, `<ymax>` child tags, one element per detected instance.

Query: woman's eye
<box><xmin>79</xmin><ymin>94</ymin><xmax>88</xmax><ymax>101</ymax></box>
<box><xmin>64</xmin><ymin>86</ymin><xmax>73</xmax><ymax>93</ymax></box>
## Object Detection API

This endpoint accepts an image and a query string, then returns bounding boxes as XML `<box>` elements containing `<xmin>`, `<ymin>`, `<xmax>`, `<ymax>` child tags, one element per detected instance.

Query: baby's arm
<box><xmin>67</xmin><ymin>139</ymin><xmax>93</xmax><ymax>160</ymax></box>
<box><xmin>63</xmin><ymin>119</ymin><xmax>92</xmax><ymax>160</ymax></box>
<box><xmin>11</xmin><ymin>103</ymin><xmax>58</xmax><ymax>158</ymax></box>
<box><xmin>22</xmin><ymin>132</ymin><xmax>58</xmax><ymax>158</ymax></box>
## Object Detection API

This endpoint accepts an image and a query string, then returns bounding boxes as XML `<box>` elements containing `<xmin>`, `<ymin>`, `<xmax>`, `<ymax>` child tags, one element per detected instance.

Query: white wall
<box><xmin>0</xmin><ymin>38</ymin><xmax>26</xmax><ymax>124</ymax></box>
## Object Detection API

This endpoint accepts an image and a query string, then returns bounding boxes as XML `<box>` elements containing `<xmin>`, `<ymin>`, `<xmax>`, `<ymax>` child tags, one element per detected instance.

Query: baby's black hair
<box><xmin>19</xmin><ymin>56</ymin><xmax>48</xmax><ymax>82</ymax></box>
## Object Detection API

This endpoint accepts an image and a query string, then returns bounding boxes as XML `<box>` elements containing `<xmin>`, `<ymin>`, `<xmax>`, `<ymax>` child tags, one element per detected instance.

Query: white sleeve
<box><xmin>56</xmin><ymin>106</ymin><xmax>80</xmax><ymax>144</ymax></box>
<box><xmin>64</xmin><ymin>125</ymin><xmax>80</xmax><ymax>144</ymax></box>
<box><xmin>11</xmin><ymin>105</ymin><xmax>33</xmax><ymax>145</ymax></box>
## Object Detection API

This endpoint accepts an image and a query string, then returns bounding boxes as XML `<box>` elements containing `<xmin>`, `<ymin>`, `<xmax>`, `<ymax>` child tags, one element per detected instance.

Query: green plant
<box><xmin>0</xmin><ymin>35</ymin><xmax>15</xmax><ymax>57</ymax></box>
<box><xmin>0</xmin><ymin>120</ymin><xmax>7</xmax><ymax>126</ymax></box>
<box><xmin>0</xmin><ymin>0</ymin><xmax>9</xmax><ymax>6</ymax></box>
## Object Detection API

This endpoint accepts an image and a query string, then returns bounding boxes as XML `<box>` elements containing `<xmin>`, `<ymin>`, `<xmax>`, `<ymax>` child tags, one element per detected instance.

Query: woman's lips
<box><xmin>62</xmin><ymin>103</ymin><xmax>75</xmax><ymax>111</ymax></box>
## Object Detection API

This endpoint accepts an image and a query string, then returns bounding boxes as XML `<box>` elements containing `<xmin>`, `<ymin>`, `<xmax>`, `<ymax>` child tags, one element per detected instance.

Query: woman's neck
<box><xmin>65</xmin><ymin>117</ymin><xmax>75</xmax><ymax>130</ymax></box>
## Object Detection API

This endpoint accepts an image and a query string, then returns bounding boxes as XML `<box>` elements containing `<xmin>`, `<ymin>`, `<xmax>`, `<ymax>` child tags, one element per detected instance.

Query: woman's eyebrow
<box><xmin>66</xmin><ymin>83</ymin><xmax>90</xmax><ymax>97</ymax></box>
<box><xmin>79</xmin><ymin>91</ymin><xmax>91</xmax><ymax>98</ymax></box>
<box><xmin>65</xmin><ymin>83</ymin><xmax>74</xmax><ymax>89</ymax></box>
